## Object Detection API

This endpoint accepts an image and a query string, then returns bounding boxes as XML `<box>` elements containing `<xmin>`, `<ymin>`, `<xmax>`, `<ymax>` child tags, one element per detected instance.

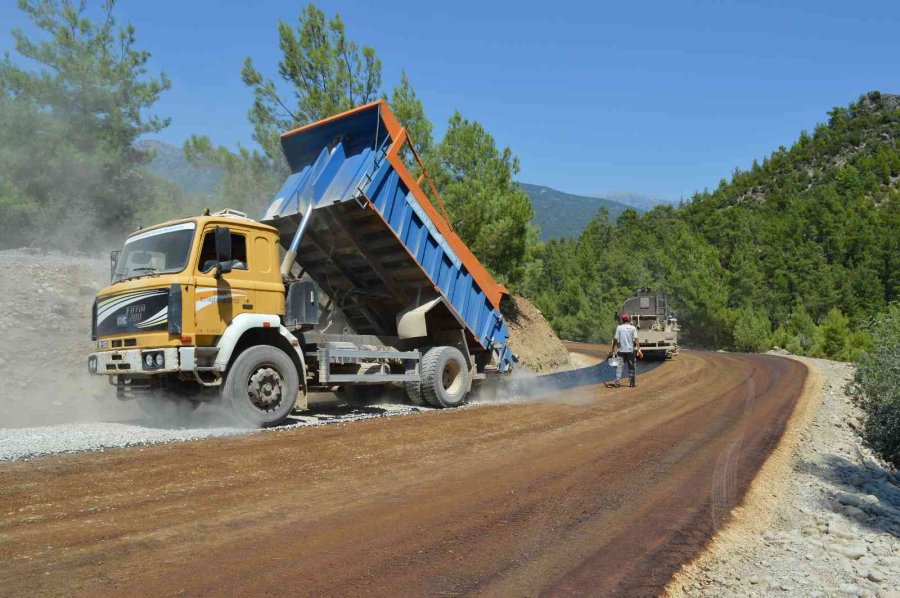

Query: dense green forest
<box><xmin>523</xmin><ymin>91</ymin><xmax>900</xmax><ymax>360</ymax></box>
<box><xmin>0</xmin><ymin>0</ymin><xmax>176</xmax><ymax>248</ymax></box>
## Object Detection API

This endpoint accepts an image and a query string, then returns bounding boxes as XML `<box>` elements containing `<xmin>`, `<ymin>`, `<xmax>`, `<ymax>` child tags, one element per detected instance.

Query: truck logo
<box><xmin>126</xmin><ymin>304</ymin><xmax>146</xmax><ymax>322</ymax></box>
<box><xmin>97</xmin><ymin>289</ymin><xmax>168</xmax><ymax>333</ymax></box>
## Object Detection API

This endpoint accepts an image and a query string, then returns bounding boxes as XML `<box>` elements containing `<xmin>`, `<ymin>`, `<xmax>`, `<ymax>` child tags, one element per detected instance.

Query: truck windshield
<box><xmin>113</xmin><ymin>222</ymin><xmax>196</xmax><ymax>282</ymax></box>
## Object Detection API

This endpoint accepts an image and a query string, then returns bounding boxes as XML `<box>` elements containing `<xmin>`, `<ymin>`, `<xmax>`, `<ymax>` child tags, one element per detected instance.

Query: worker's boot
<box><xmin>629</xmin><ymin>377</ymin><xmax>636</xmax><ymax>388</ymax></box>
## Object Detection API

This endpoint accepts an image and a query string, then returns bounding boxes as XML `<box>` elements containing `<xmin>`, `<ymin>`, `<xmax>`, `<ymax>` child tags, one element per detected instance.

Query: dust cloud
<box><xmin>0</xmin><ymin>247</ymin><xmax>252</xmax><ymax>431</ymax></box>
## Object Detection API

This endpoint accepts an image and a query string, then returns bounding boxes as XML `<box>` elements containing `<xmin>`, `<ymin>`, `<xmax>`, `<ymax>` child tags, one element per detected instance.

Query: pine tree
<box><xmin>433</xmin><ymin>112</ymin><xmax>537</xmax><ymax>286</ymax></box>
<box><xmin>0</xmin><ymin>0</ymin><xmax>171</xmax><ymax>246</ymax></box>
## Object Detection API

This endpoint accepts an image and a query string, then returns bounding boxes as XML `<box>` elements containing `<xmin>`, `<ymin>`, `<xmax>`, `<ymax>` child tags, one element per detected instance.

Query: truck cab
<box><xmin>88</xmin><ymin>211</ymin><xmax>306</xmax><ymax>425</ymax></box>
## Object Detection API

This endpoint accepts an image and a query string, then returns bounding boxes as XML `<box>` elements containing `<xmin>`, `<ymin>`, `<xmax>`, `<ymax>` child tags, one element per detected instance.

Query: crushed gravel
<box><xmin>0</xmin><ymin>400</ymin><xmax>433</xmax><ymax>462</ymax></box>
<box><xmin>0</xmin><ymin>421</ymin><xmax>248</xmax><ymax>461</ymax></box>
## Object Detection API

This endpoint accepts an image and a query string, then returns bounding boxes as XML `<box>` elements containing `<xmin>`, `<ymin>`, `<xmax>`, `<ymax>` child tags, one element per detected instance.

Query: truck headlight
<box><xmin>142</xmin><ymin>351</ymin><xmax>166</xmax><ymax>370</ymax></box>
<box><xmin>88</xmin><ymin>356</ymin><xmax>98</xmax><ymax>374</ymax></box>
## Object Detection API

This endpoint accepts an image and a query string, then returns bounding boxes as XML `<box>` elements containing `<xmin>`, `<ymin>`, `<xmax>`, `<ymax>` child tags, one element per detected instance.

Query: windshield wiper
<box><xmin>118</xmin><ymin>267</ymin><xmax>159</xmax><ymax>282</ymax></box>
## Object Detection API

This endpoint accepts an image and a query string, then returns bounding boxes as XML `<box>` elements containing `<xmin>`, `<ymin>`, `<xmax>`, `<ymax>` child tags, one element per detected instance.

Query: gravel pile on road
<box><xmin>0</xmin><ymin>421</ymin><xmax>248</xmax><ymax>461</ymax></box>
<box><xmin>0</xmin><ymin>400</ymin><xmax>433</xmax><ymax>461</ymax></box>
<box><xmin>669</xmin><ymin>358</ymin><xmax>900</xmax><ymax>598</ymax></box>
<box><xmin>502</xmin><ymin>295</ymin><xmax>571</xmax><ymax>373</ymax></box>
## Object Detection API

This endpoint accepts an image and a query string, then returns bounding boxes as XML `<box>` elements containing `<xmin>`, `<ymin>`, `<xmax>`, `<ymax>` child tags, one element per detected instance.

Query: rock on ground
<box><xmin>502</xmin><ymin>295</ymin><xmax>570</xmax><ymax>373</ymax></box>
<box><xmin>667</xmin><ymin>358</ymin><xmax>900</xmax><ymax>598</ymax></box>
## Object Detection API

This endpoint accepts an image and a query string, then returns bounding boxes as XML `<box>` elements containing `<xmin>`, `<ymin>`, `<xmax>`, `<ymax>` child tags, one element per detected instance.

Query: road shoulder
<box><xmin>666</xmin><ymin>356</ymin><xmax>900</xmax><ymax>597</ymax></box>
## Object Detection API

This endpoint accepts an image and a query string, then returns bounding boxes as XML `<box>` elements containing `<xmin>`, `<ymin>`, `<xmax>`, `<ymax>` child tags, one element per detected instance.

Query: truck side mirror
<box><xmin>110</xmin><ymin>250</ymin><xmax>120</xmax><ymax>282</ymax></box>
<box><xmin>214</xmin><ymin>226</ymin><xmax>233</xmax><ymax>279</ymax></box>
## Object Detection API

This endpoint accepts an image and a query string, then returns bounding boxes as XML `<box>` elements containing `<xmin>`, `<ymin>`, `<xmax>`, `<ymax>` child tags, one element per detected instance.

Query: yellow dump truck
<box><xmin>87</xmin><ymin>101</ymin><xmax>516</xmax><ymax>426</ymax></box>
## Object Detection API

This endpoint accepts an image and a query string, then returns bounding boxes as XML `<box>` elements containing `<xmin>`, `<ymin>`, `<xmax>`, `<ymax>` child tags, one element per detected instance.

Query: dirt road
<box><xmin>0</xmin><ymin>348</ymin><xmax>806</xmax><ymax>597</ymax></box>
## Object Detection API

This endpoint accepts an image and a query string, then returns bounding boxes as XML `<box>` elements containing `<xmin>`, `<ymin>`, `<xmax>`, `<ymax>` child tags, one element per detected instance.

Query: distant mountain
<box><xmin>593</xmin><ymin>191</ymin><xmax>675</xmax><ymax>211</ymax></box>
<box><xmin>136</xmin><ymin>139</ymin><xmax>222</xmax><ymax>195</ymax></box>
<box><xmin>520</xmin><ymin>183</ymin><xmax>636</xmax><ymax>240</ymax></box>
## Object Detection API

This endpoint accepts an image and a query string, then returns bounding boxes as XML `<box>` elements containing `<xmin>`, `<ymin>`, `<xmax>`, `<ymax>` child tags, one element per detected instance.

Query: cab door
<box><xmin>193</xmin><ymin>227</ymin><xmax>257</xmax><ymax>336</ymax></box>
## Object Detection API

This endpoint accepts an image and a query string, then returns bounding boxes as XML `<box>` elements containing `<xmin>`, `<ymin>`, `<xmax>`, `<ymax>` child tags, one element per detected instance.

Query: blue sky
<box><xmin>2</xmin><ymin>0</ymin><xmax>898</xmax><ymax>199</ymax></box>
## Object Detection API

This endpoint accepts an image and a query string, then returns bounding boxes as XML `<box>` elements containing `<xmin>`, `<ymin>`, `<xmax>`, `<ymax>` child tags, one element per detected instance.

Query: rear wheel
<box><xmin>420</xmin><ymin>346</ymin><xmax>470</xmax><ymax>408</ymax></box>
<box><xmin>223</xmin><ymin>345</ymin><xmax>299</xmax><ymax>428</ymax></box>
<box><xmin>404</xmin><ymin>380</ymin><xmax>427</xmax><ymax>406</ymax></box>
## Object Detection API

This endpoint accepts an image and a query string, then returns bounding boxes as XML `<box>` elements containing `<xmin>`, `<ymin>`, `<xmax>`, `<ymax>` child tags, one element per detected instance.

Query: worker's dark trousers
<box><xmin>618</xmin><ymin>351</ymin><xmax>637</xmax><ymax>386</ymax></box>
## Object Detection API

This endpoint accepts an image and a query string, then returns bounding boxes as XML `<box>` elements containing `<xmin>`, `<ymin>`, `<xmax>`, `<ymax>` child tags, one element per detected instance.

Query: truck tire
<box><xmin>420</xmin><ymin>346</ymin><xmax>470</xmax><ymax>408</ymax></box>
<box><xmin>404</xmin><ymin>380</ymin><xmax>427</xmax><ymax>406</ymax></box>
<box><xmin>223</xmin><ymin>345</ymin><xmax>299</xmax><ymax>428</ymax></box>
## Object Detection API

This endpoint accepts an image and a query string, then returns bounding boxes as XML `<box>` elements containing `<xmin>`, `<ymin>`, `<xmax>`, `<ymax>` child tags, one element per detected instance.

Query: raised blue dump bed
<box><xmin>262</xmin><ymin>102</ymin><xmax>514</xmax><ymax>372</ymax></box>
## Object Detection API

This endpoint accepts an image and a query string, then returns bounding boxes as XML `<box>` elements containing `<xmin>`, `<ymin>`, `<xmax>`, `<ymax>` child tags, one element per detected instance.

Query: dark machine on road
<box><xmin>617</xmin><ymin>288</ymin><xmax>679</xmax><ymax>358</ymax></box>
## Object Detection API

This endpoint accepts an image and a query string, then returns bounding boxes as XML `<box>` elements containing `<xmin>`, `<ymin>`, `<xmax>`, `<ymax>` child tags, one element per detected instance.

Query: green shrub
<box><xmin>788</xmin><ymin>303</ymin><xmax>822</xmax><ymax>354</ymax></box>
<box><xmin>844</xmin><ymin>330</ymin><xmax>874</xmax><ymax>362</ymax></box>
<box><xmin>854</xmin><ymin>304</ymin><xmax>900</xmax><ymax>465</ymax></box>
<box><xmin>817</xmin><ymin>308</ymin><xmax>851</xmax><ymax>360</ymax></box>
<box><xmin>731</xmin><ymin>307</ymin><xmax>772</xmax><ymax>352</ymax></box>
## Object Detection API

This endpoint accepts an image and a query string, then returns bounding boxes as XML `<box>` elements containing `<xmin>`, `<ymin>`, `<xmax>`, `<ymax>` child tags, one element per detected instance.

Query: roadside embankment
<box><xmin>667</xmin><ymin>357</ymin><xmax>900</xmax><ymax>598</ymax></box>
<box><xmin>502</xmin><ymin>295</ymin><xmax>571</xmax><ymax>373</ymax></box>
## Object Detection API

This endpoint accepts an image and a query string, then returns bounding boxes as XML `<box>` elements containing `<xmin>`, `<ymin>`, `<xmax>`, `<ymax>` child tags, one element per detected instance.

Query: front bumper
<box><xmin>87</xmin><ymin>347</ymin><xmax>200</xmax><ymax>376</ymax></box>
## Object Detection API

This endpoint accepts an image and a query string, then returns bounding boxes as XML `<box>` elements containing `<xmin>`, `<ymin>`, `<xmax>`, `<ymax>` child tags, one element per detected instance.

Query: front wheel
<box><xmin>223</xmin><ymin>345</ymin><xmax>299</xmax><ymax>428</ymax></box>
